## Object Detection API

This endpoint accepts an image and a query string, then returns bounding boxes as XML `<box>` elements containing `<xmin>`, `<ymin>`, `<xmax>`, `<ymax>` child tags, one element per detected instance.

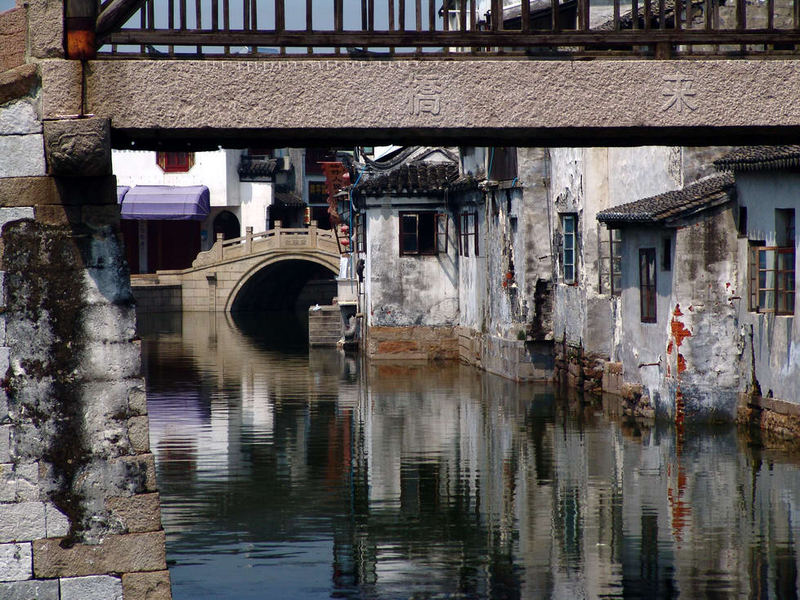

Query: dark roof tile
<box><xmin>714</xmin><ymin>146</ymin><xmax>800</xmax><ymax>172</ymax></box>
<box><xmin>597</xmin><ymin>172</ymin><xmax>734</xmax><ymax>225</ymax></box>
<box><xmin>359</xmin><ymin>161</ymin><xmax>460</xmax><ymax>196</ymax></box>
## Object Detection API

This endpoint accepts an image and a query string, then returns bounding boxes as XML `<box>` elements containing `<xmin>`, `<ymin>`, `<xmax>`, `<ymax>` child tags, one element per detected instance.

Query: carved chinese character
<box><xmin>410</xmin><ymin>74</ymin><xmax>443</xmax><ymax>117</ymax></box>
<box><xmin>661</xmin><ymin>76</ymin><xmax>697</xmax><ymax>113</ymax></box>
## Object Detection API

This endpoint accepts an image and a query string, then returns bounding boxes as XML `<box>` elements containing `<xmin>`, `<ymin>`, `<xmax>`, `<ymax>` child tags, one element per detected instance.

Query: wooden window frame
<box><xmin>749</xmin><ymin>244</ymin><xmax>796</xmax><ymax>315</ymax></box>
<box><xmin>156</xmin><ymin>151</ymin><xmax>195</xmax><ymax>173</ymax></box>
<box><xmin>562</xmin><ymin>214</ymin><xmax>577</xmax><ymax>285</ymax></box>
<box><xmin>639</xmin><ymin>247</ymin><xmax>657</xmax><ymax>323</ymax></box>
<box><xmin>399</xmin><ymin>211</ymin><xmax>448</xmax><ymax>256</ymax></box>
<box><xmin>458</xmin><ymin>211</ymin><xmax>479</xmax><ymax>257</ymax></box>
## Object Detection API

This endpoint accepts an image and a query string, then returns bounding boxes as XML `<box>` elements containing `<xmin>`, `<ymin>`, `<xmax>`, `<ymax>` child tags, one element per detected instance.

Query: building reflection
<box><xmin>143</xmin><ymin>313</ymin><xmax>800</xmax><ymax>599</ymax></box>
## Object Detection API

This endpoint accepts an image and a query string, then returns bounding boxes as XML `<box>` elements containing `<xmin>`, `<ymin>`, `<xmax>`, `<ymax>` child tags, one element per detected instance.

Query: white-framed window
<box><xmin>458</xmin><ymin>212</ymin><xmax>479</xmax><ymax>257</ymax></box>
<box><xmin>399</xmin><ymin>211</ymin><xmax>448</xmax><ymax>256</ymax></box>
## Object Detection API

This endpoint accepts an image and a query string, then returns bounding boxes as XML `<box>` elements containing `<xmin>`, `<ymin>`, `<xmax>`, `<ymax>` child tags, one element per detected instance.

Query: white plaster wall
<box><xmin>735</xmin><ymin>171</ymin><xmax>800</xmax><ymax>403</ymax></box>
<box><xmin>457</xmin><ymin>202</ymin><xmax>487</xmax><ymax>331</ymax></box>
<box><xmin>238</xmin><ymin>182</ymin><xmax>271</xmax><ymax>234</ymax></box>
<box><xmin>112</xmin><ymin>149</ymin><xmax>233</xmax><ymax>206</ymax></box>
<box><xmin>365</xmin><ymin>202</ymin><xmax>459</xmax><ymax>327</ymax></box>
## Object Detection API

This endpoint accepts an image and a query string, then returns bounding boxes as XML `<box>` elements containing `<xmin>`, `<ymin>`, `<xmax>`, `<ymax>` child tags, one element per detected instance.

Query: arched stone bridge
<box><xmin>134</xmin><ymin>225</ymin><xmax>341</xmax><ymax>312</ymax></box>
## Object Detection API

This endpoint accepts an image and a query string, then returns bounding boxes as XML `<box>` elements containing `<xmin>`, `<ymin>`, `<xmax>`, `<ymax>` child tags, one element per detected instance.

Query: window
<box><xmin>749</xmin><ymin>244</ymin><xmax>795</xmax><ymax>315</ymax></box>
<box><xmin>599</xmin><ymin>225</ymin><xmax>621</xmax><ymax>295</ymax></box>
<box><xmin>156</xmin><ymin>152</ymin><xmax>194</xmax><ymax>173</ymax></box>
<box><xmin>738</xmin><ymin>206</ymin><xmax>748</xmax><ymax>236</ymax></box>
<box><xmin>355</xmin><ymin>212</ymin><xmax>366</xmax><ymax>253</ymax></box>
<box><xmin>308</xmin><ymin>181</ymin><xmax>328</xmax><ymax>205</ymax></box>
<box><xmin>662</xmin><ymin>237</ymin><xmax>672</xmax><ymax>271</ymax></box>
<box><xmin>399</xmin><ymin>211</ymin><xmax>448</xmax><ymax>256</ymax></box>
<box><xmin>561</xmin><ymin>214</ymin><xmax>577</xmax><ymax>284</ymax></box>
<box><xmin>639</xmin><ymin>248</ymin><xmax>657</xmax><ymax>323</ymax></box>
<box><xmin>459</xmin><ymin>212</ymin><xmax>479</xmax><ymax>257</ymax></box>
<box><xmin>488</xmin><ymin>147</ymin><xmax>518</xmax><ymax>182</ymax></box>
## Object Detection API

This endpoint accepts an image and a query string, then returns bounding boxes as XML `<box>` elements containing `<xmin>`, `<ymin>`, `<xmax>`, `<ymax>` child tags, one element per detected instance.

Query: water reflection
<box><xmin>142</xmin><ymin>312</ymin><xmax>800</xmax><ymax>600</ymax></box>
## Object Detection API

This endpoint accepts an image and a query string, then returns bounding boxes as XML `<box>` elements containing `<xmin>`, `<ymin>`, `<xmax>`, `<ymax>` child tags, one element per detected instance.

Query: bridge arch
<box><xmin>226</xmin><ymin>252</ymin><xmax>340</xmax><ymax>313</ymax></box>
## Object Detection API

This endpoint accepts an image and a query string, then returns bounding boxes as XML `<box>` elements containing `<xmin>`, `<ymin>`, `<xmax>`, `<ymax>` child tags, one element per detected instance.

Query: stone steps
<box><xmin>308</xmin><ymin>305</ymin><xmax>342</xmax><ymax>346</ymax></box>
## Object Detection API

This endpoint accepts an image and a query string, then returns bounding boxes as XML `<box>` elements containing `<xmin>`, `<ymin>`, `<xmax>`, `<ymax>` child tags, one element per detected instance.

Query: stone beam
<box><xmin>84</xmin><ymin>58</ymin><xmax>800</xmax><ymax>148</ymax></box>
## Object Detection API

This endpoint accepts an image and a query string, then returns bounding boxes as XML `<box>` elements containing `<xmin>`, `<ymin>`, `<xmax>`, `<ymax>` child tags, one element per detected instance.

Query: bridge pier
<box><xmin>0</xmin><ymin>51</ymin><xmax>171</xmax><ymax>598</ymax></box>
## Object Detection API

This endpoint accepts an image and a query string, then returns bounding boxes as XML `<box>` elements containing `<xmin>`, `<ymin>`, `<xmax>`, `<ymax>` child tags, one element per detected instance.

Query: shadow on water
<box><xmin>138</xmin><ymin>312</ymin><xmax>800</xmax><ymax>600</ymax></box>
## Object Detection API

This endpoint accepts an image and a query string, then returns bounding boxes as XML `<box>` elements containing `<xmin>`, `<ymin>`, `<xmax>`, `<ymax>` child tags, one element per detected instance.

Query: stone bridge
<box><xmin>134</xmin><ymin>225</ymin><xmax>341</xmax><ymax>312</ymax></box>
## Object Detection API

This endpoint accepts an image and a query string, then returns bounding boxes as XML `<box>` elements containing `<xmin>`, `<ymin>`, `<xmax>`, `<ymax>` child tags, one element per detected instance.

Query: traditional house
<box><xmin>597</xmin><ymin>173</ymin><xmax>741</xmax><ymax>421</ymax></box>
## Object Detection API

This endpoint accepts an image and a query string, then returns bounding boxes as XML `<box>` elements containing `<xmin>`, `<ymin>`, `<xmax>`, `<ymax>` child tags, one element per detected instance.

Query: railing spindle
<box><xmin>211</xmin><ymin>0</ymin><xmax>218</xmax><ymax>30</ymax></box>
<box><xmin>168</xmin><ymin>0</ymin><xmax>175</xmax><ymax>54</ymax></box>
<box><xmin>443</xmin><ymin>0</ymin><xmax>449</xmax><ymax>30</ymax></box>
<box><xmin>389</xmin><ymin>0</ymin><xmax>395</xmax><ymax>30</ymax></box>
<box><xmin>521</xmin><ymin>0</ymin><xmax>531</xmax><ymax>31</ymax></box>
<box><xmin>644</xmin><ymin>0</ymin><xmax>651</xmax><ymax>30</ymax></box>
<box><xmin>613</xmin><ymin>0</ymin><xmax>620</xmax><ymax>29</ymax></box>
<box><xmin>429</xmin><ymin>0</ymin><xmax>436</xmax><ymax>32</ymax></box>
<box><xmin>793</xmin><ymin>0</ymin><xmax>799</xmax><ymax>30</ymax></box>
<box><xmin>399</xmin><ymin>0</ymin><xmax>406</xmax><ymax>31</ymax></box>
<box><xmin>222</xmin><ymin>0</ymin><xmax>229</xmax><ymax>54</ymax></box>
<box><xmin>369</xmin><ymin>0</ymin><xmax>375</xmax><ymax>31</ymax></box>
<box><xmin>276</xmin><ymin>0</ymin><xmax>284</xmax><ymax>55</ymax></box>
<box><xmin>766</xmin><ymin>0</ymin><xmax>773</xmax><ymax>29</ymax></box>
<box><xmin>416</xmin><ymin>0</ymin><xmax>422</xmax><ymax>53</ymax></box>
<box><xmin>632</xmin><ymin>0</ymin><xmax>639</xmax><ymax>29</ymax></box>
<box><xmin>242</xmin><ymin>0</ymin><xmax>249</xmax><ymax>30</ymax></box>
<box><xmin>470</xmin><ymin>0</ymin><xmax>477</xmax><ymax>30</ymax></box>
<box><xmin>250</xmin><ymin>0</ymin><xmax>256</xmax><ymax>29</ymax></box>
<box><xmin>704</xmin><ymin>0</ymin><xmax>712</xmax><ymax>30</ymax></box>
<box><xmin>578</xmin><ymin>0</ymin><xmax>588</xmax><ymax>30</ymax></box>
<box><xmin>736</xmin><ymin>0</ymin><xmax>745</xmax><ymax>30</ymax></box>
<box><xmin>491</xmin><ymin>0</ymin><xmax>501</xmax><ymax>30</ymax></box>
<box><xmin>140</xmin><ymin>1</ymin><xmax>146</xmax><ymax>55</ymax></box>
<box><xmin>361</xmin><ymin>0</ymin><xmax>368</xmax><ymax>30</ymax></box>
<box><xmin>674</xmin><ymin>0</ymin><xmax>681</xmax><ymax>30</ymax></box>
<box><xmin>658</xmin><ymin>0</ymin><xmax>665</xmax><ymax>29</ymax></box>
<box><xmin>552</xmin><ymin>0</ymin><xmax>560</xmax><ymax>31</ymax></box>
<box><xmin>306</xmin><ymin>0</ymin><xmax>313</xmax><ymax>54</ymax></box>
<box><xmin>195</xmin><ymin>0</ymin><xmax>201</xmax><ymax>30</ymax></box>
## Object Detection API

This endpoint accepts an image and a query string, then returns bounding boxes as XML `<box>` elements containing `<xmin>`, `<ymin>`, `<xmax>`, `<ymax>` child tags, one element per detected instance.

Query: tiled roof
<box><xmin>359</xmin><ymin>161</ymin><xmax>460</xmax><ymax>196</ymax></box>
<box><xmin>274</xmin><ymin>191</ymin><xmax>305</xmax><ymax>207</ymax></box>
<box><xmin>238</xmin><ymin>157</ymin><xmax>278</xmax><ymax>180</ymax></box>
<box><xmin>597</xmin><ymin>172</ymin><xmax>735</xmax><ymax>225</ymax></box>
<box><xmin>714</xmin><ymin>146</ymin><xmax>800</xmax><ymax>172</ymax></box>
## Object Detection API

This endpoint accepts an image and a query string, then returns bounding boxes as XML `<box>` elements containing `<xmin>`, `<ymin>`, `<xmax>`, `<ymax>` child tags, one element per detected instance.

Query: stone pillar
<box><xmin>0</xmin><ymin>108</ymin><xmax>172</xmax><ymax>598</ymax></box>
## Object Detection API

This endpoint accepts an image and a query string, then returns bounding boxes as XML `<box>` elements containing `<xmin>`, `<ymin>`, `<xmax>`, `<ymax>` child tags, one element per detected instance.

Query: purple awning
<box><xmin>120</xmin><ymin>185</ymin><xmax>210</xmax><ymax>221</ymax></box>
<box><xmin>117</xmin><ymin>186</ymin><xmax>130</xmax><ymax>204</ymax></box>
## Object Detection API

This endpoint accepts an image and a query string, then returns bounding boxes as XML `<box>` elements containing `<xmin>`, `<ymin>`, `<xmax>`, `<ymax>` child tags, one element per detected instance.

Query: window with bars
<box><xmin>639</xmin><ymin>248</ymin><xmax>657</xmax><ymax>323</ymax></box>
<box><xmin>561</xmin><ymin>214</ymin><xmax>577</xmax><ymax>284</ymax></box>
<box><xmin>399</xmin><ymin>211</ymin><xmax>448</xmax><ymax>256</ymax></box>
<box><xmin>458</xmin><ymin>212</ymin><xmax>479</xmax><ymax>257</ymax></box>
<box><xmin>156</xmin><ymin>152</ymin><xmax>194</xmax><ymax>173</ymax></box>
<box><xmin>749</xmin><ymin>244</ymin><xmax>796</xmax><ymax>315</ymax></box>
<box><xmin>598</xmin><ymin>225</ymin><xmax>622</xmax><ymax>296</ymax></box>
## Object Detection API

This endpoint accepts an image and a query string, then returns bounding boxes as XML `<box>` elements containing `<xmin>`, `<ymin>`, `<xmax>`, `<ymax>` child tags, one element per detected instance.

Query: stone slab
<box><xmin>106</xmin><ymin>494</ymin><xmax>162</xmax><ymax>534</ymax></box>
<box><xmin>122</xmin><ymin>570</ymin><xmax>171</xmax><ymax>600</ymax></box>
<box><xmin>60</xmin><ymin>575</ymin><xmax>123</xmax><ymax>600</ymax></box>
<box><xmin>0</xmin><ymin>207</ymin><xmax>34</xmax><ymax>230</ymax></box>
<box><xmin>0</xmin><ymin>502</ymin><xmax>46</xmax><ymax>543</ymax></box>
<box><xmin>0</xmin><ymin>578</ymin><xmax>59</xmax><ymax>600</ymax></box>
<box><xmin>0</xmin><ymin>424</ymin><xmax>9</xmax><ymax>463</ymax></box>
<box><xmin>0</xmin><ymin>65</ymin><xmax>38</xmax><ymax>107</ymax></box>
<box><xmin>44</xmin><ymin>504</ymin><xmax>69</xmax><ymax>538</ymax></box>
<box><xmin>0</xmin><ymin>8</ymin><xmax>26</xmax><ymax>72</ymax></box>
<box><xmin>40</xmin><ymin>60</ymin><xmax>82</xmax><ymax>120</ymax></box>
<box><xmin>43</xmin><ymin>118</ymin><xmax>111</xmax><ymax>177</ymax></box>
<box><xmin>26</xmin><ymin>0</ymin><xmax>64</xmax><ymax>59</ymax></box>
<box><xmin>0</xmin><ymin>136</ymin><xmax>45</xmax><ymax>179</ymax></box>
<box><xmin>33</xmin><ymin>531</ymin><xmax>167</xmax><ymax>578</ymax></box>
<box><xmin>87</xmin><ymin>58</ymin><xmax>800</xmax><ymax>147</ymax></box>
<box><xmin>0</xmin><ymin>542</ymin><xmax>32</xmax><ymax>582</ymax></box>
<box><xmin>0</xmin><ymin>177</ymin><xmax>57</xmax><ymax>208</ymax></box>
<box><xmin>0</xmin><ymin>100</ymin><xmax>41</xmax><ymax>136</ymax></box>
<box><xmin>127</xmin><ymin>416</ymin><xmax>150</xmax><ymax>453</ymax></box>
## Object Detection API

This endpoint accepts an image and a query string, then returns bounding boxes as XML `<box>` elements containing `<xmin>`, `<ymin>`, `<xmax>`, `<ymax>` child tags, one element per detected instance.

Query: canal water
<box><xmin>141</xmin><ymin>312</ymin><xmax>800</xmax><ymax>600</ymax></box>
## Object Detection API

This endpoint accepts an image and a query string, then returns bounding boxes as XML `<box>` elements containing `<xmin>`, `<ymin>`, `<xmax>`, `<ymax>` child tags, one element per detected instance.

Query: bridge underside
<box><xmin>230</xmin><ymin>260</ymin><xmax>337</xmax><ymax>312</ymax></box>
<box><xmin>73</xmin><ymin>58</ymin><xmax>800</xmax><ymax>148</ymax></box>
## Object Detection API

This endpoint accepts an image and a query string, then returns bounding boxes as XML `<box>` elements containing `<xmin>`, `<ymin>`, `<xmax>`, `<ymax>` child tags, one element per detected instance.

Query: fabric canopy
<box><xmin>119</xmin><ymin>185</ymin><xmax>210</xmax><ymax>221</ymax></box>
<box><xmin>117</xmin><ymin>186</ymin><xmax>130</xmax><ymax>204</ymax></box>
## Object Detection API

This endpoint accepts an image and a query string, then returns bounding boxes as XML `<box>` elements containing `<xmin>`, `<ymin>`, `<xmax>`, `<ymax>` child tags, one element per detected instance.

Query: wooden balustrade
<box><xmin>97</xmin><ymin>0</ymin><xmax>800</xmax><ymax>58</ymax></box>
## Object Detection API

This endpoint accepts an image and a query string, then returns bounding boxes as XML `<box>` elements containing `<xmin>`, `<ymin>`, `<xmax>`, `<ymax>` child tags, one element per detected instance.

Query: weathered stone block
<box><xmin>33</xmin><ymin>532</ymin><xmax>167</xmax><ymax>578</ymax></box>
<box><xmin>0</xmin><ymin>136</ymin><xmax>45</xmax><ymax>178</ymax></box>
<box><xmin>0</xmin><ymin>424</ymin><xmax>10</xmax><ymax>463</ymax></box>
<box><xmin>0</xmin><ymin>101</ymin><xmax>41</xmax><ymax>136</ymax></box>
<box><xmin>83</xmin><ymin>266</ymin><xmax>135</xmax><ymax>306</ymax></box>
<box><xmin>0</xmin><ymin>65</ymin><xmax>37</xmax><ymax>107</ymax></box>
<box><xmin>43</xmin><ymin>119</ymin><xmax>111</xmax><ymax>177</ymax></box>
<box><xmin>127</xmin><ymin>416</ymin><xmax>150</xmax><ymax>453</ymax></box>
<box><xmin>112</xmin><ymin>454</ymin><xmax>157</xmax><ymax>493</ymax></box>
<box><xmin>80</xmin><ymin>341</ymin><xmax>141</xmax><ymax>381</ymax></box>
<box><xmin>128</xmin><ymin>384</ymin><xmax>148</xmax><ymax>416</ymax></box>
<box><xmin>60</xmin><ymin>574</ymin><xmax>123</xmax><ymax>600</ymax></box>
<box><xmin>0</xmin><ymin>542</ymin><xmax>32</xmax><ymax>581</ymax></box>
<box><xmin>13</xmin><ymin>463</ymin><xmax>40</xmax><ymax>502</ymax></box>
<box><xmin>34</xmin><ymin>204</ymin><xmax>80</xmax><ymax>226</ymax></box>
<box><xmin>81</xmin><ymin>204</ymin><xmax>121</xmax><ymax>228</ymax></box>
<box><xmin>26</xmin><ymin>0</ymin><xmax>64</xmax><ymax>59</ymax></box>
<box><xmin>0</xmin><ymin>578</ymin><xmax>59</xmax><ymax>600</ymax></box>
<box><xmin>40</xmin><ymin>60</ymin><xmax>82</xmax><ymax>120</ymax></box>
<box><xmin>106</xmin><ymin>494</ymin><xmax>161</xmax><ymax>534</ymax></box>
<box><xmin>55</xmin><ymin>176</ymin><xmax>118</xmax><ymax>206</ymax></box>
<box><xmin>0</xmin><ymin>502</ymin><xmax>46</xmax><ymax>543</ymax></box>
<box><xmin>122</xmin><ymin>570</ymin><xmax>172</xmax><ymax>600</ymax></box>
<box><xmin>81</xmin><ymin>303</ymin><xmax>136</xmax><ymax>344</ymax></box>
<box><xmin>44</xmin><ymin>504</ymin><xmax>70</xmax><ymax>538</ymax></box>
<box><xmin>0</xmin><ymin>207</ymin><xmax>34</xmax><ymax>232</ymax></box>
<box><xmin>0</xmin><ymin>177</ymin><xmax>57</xmax><ymax>208</ymax></box>
<box><xmin>0</xmin><ymin>8</ymin><xmax>26</xmax><ymax>72</ymax></box>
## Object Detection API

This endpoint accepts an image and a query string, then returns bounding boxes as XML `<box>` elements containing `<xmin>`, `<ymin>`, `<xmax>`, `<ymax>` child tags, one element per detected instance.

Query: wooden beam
<box><xmin>97</xmin><ymin>0</ymin><xmax>147</xmax><ymax>35</ymax></box>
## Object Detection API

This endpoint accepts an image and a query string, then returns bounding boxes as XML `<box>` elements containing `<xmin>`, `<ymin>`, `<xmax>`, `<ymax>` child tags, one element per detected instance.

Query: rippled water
<box><xmin>141</xmin><ymin>312</ymin><xmax>800</xmax><ymax>600</ymax></box>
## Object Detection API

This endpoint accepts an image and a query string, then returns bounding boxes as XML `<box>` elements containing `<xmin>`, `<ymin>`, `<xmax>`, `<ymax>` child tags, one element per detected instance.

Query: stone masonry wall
<box><xmin>0</xmin><ymin>24</ymin><xmax>172</xmax><ymax>594</ymax></box>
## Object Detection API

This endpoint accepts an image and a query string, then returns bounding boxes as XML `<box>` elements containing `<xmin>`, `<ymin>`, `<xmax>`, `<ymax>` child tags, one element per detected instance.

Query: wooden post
<box><xmin>66</xmin><ymin>0</ymin><xmax>98</xmax><ymax>59</ymax></box>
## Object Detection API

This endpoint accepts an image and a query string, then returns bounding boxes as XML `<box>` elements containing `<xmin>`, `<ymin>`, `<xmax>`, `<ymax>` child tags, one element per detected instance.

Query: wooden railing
<box><xmin>191</xmin><ymin>223</ymin><xmax>339</xmax><ymax>268</ymax></box>
<box><xmin>96</xmin><ymin>0</ymin><xmax>800</xmax><ymax>58</ymax></box>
